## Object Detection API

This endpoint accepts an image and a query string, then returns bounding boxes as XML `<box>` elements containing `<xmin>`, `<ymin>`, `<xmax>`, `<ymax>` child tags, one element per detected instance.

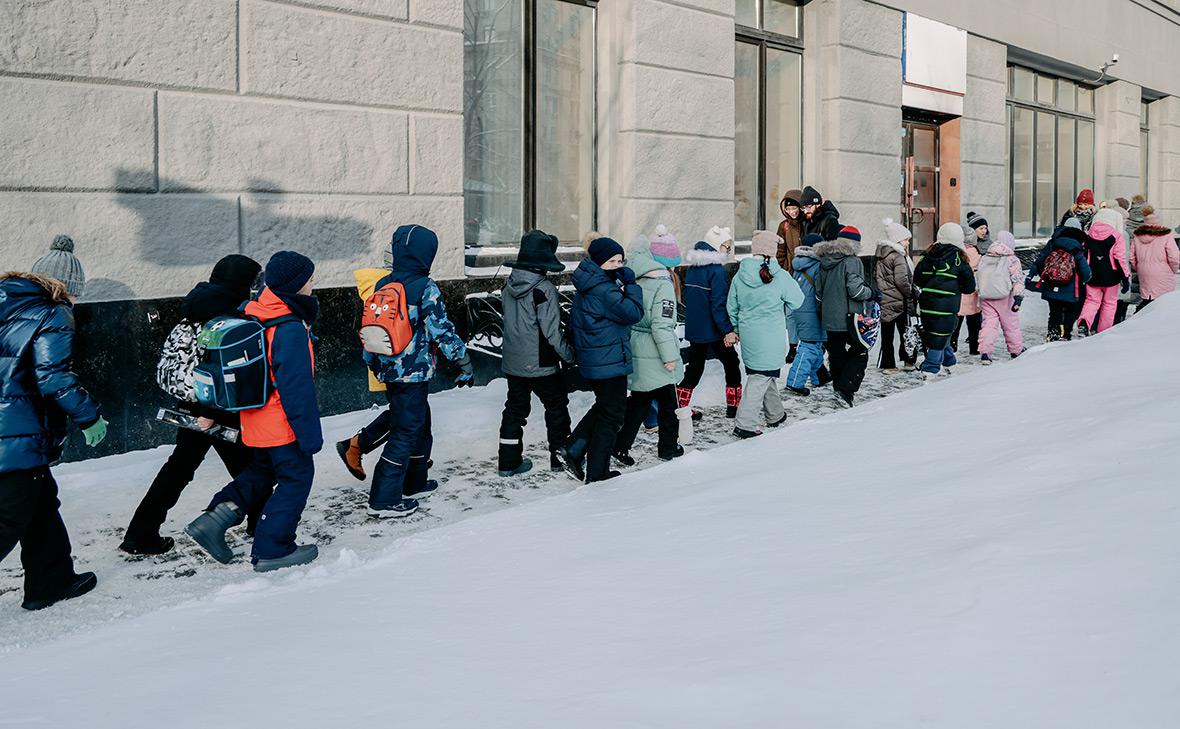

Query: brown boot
<box><xmin>336</xmin><ymin>435</ymin><xmax>366</xmax><ymax>480</ymax></box>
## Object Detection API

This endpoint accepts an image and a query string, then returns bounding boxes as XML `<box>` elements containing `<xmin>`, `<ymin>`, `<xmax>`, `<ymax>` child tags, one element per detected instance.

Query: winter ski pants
<box><xmin>878</xmin><ymin>316</ymin><xmax>915</xmax><ymax>369</ymax></box>
<box><xmin>126</xmin><ymin>422</ymin><xmax>253</xmax><ymax>542</ymax></box>
<box><xmin>1046</xmin><ymin>300</ymin><xmax>1081</xmax><ymax>339</ymax></box>
<box><xmin>952</xmin><ymin>313</ymin><xmax>982</xmax><ymax>353</ymax></box>
<box><xmin>1079</xmin><ymin>284</ymin><xmax>1119</xmax><ymax>332</ymax></box>
<box><xmin>678</xmin><ymin>341</ymin><xmax>742</xmax><ymax>390</ymax></box>
<box><xmin>369</xmin><ymin>382</ymin><xmax>433</xmax><ymax>508</ymax></box>
<box><xmin>568</xmin><ymin>375</ymin><xmax>628</xmax><ymax>482</ymax></box>
<box><xmin>735</xmin><ymin>369</ymin><xmax>785</xmax><ymax>432</ymax></box>
<box><xmin>978</xmin><ymin>298</ymin><xmax>1024</xmax><ymax>357</ymax></box>
<box><xmin>824</xmin><ymin>331</ymin><xmax>869</xmax><ymax>396</ymax></box>
<box><xmin>356</xmin><ymin>408</ymin><xmax>392</xmax><ymax>455</ymax></box>
<box><xmin>207</xmin><ymin>443</ymin><xmax>314</xmax><ymax>561</ymax></box>
<box><xmin>615</xmin><ymin>384</ymin><xmax>680</xmax><ymax>459</ymax></box>
<box><xmin>785</xmin><ymin>341</ymin><xmax>825</xmax><ymax>389</ymax></box>
<box><xmin>498</xmin><ymin>372</ymin><xmax>571</xmax><ymax>469</ymax></box>
<box><xmin>0</xmin><ymin>467</ymin><xmax>79</xmax><ymax>604</ymax></box>
<box><xmin>920</xmin><ymin>344</ymin><xmax>958</xmax><ymax>374</ymax></box>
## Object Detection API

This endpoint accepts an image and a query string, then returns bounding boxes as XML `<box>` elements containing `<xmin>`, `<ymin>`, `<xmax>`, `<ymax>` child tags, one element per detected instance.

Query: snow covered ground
<box><xmin>3</xmin><ymin>295</ymin><xmax>1179</xmax><ymax>727</ymax></box>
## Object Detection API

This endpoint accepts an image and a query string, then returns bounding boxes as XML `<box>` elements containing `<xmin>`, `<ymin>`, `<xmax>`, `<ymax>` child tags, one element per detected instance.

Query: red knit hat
<box><xmin>1076</xmin><ymin>189</ymin><xmax>1095</xmax><ymax>205</ymax></box>
<box><xmin>837</xmin><ymin>226</ymin><xmax>861</xmax><ymax>242</ymax></box>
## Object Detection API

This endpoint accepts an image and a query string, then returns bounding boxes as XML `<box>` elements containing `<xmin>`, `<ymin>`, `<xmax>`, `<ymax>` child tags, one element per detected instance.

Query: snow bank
<box><xmin>4</xmin><ymin>297</ymin><xmax>1180</xmax><ymax>728</ymax></box>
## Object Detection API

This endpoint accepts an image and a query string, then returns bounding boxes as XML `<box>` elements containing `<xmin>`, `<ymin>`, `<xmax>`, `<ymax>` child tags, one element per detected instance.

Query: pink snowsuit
<box><xmin>1078</xmin><ymin>221</ymin><xmax>1130</xmax><ymax>333</ymax></box>
<box><xmin>976</xmin><ymin>234</ymin><xmax>1025</xmax><ymax>357</ymax></box>
<box><xmin>1131</xmin><ymin>220</ymin><xmax>1180</xmax><ymax>302</ymax></box>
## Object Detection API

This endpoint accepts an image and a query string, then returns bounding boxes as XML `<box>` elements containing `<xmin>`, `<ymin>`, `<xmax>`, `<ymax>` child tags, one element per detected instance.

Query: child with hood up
<box><xmin>1130</xmin><ymin>206</ymin><xmax>1179</xmax><ymax>311</ymax></box>
<box><xmin>678</xmin><ymin>226</ymin><xmax>742</xmax><ymax>418</ymax></box>
<box><xmin>611</xmin><ymin>237</ymin><xmax>686</xmax><ymax>465</ymax></box>
<box><xmin>496</xmin><ymin>230</ymin><xmax>575</xmax><ymax>477</ymax></box>
<box><xmin>874</xmin><ymin>219</ymin><xmax>918</xmax><ymax>371</ymax></box>
<box><xmin>727</xmin><ymin>231</ymin><xmax>804</xmax><ymax>437</ymax></box>
<box><xmin>783</xmin><ymin>234</ymin><xmax>828</xmax><ymax>394</ymax></box>
<box><xmin>1076</xmin><ymin>207</ymin><xmax>1130</xmax><ymax>336</ymax></box>
<box><xmin>913</xmin><ymin>223</ymin><xmax>977</xmax><ymax>379</ymax></box>
<box><xmin>975</xmin><ymin>231</ymin><xmax>1026</xmax><ymax>364</ymax></box>
<box><xmin>814</xmin><ymin>227</ymin><xmax>880</xmax><ymax>407</ymax></box>
<box><xmin>1031</xmin><ymin>218</ymin><xmax>1093</xmax><ymax>341</ymax></box>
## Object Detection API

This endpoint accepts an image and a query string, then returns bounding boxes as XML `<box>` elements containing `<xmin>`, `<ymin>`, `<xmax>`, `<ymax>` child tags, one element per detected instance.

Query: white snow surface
<box><xmin>4</xmin><ymin>296</ymin><xmax>1180</xmax><ymax>727</ymax></box>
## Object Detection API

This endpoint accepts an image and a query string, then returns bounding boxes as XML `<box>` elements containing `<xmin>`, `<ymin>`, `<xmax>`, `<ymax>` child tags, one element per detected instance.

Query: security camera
<box><xmin>1111</xmin><ymin>53</ymin><xmax>1119</xmax><ymax>64</ymax></box>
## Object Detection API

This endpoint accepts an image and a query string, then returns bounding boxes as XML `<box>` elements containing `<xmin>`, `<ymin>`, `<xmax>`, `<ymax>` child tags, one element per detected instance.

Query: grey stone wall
<box><xmin>1148</xmin><ymin>96</ymin><xmax>1180</xmax><ymax>225</ymax></box>
<box><xmin>597</xmin><ymin>0</ymin><xmax>736</xmax><ymax>245</ymax></box>
<box><xmin>0</xmin><ymin>0</ymin><xmax>463</xmax><ymax>302</ymax></box>
<box><xmin>960</xmin><ymin>35</ymin><xmax>1007</xmax><ymax>229</ymax></box>
<box><xmin>1095</xmin><ymin>80</ymin><xmax>1144</xmax><ymax>199</ymax></box>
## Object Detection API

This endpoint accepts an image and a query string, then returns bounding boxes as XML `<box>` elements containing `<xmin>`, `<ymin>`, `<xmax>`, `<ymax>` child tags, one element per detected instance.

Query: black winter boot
<box><xmin>185</xmin><ymin>502</ymin><xmax>244</xmax><ymax>564</ymax></box>
<box><xmin>21</xmin><ymin>572</ymin><xmax>98</xmax><ymax>611</ymax></box>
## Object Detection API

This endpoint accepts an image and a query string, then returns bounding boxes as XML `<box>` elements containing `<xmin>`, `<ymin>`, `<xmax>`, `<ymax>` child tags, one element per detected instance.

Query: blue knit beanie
<box><xmin>264</xmin><ymin>251</ymin><xmax>315</xmax><ymax>294</ymax></box>
<box><xmin>588</xmin><ymin>237</ymin><xmax>625</xmax><ymax>266</ymax></box>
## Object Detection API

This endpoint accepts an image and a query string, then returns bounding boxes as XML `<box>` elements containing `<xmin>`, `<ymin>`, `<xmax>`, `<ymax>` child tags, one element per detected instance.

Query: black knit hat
<box><xmin>507</xmin><ymin>230</ymin><xmax>564</xmax><ymax>273</ymax></box>
<box><xmin>210</xmin><ymin>254</ymin><xmax>262</xmax><ymax>298</ymax></box>
<box><xmin>800</xmin><ymin>186</ymin><xmax>823</xmax><ymax>206</ymax></box>
<box><xmin>588</xmin><ymin>237</ymin><xmax>625</xmax><ymax>266</ymax></box>
<box><xmin>966</xmin><ymin>211</ymin><xmax>988</xmax><ymax>231</ymax></box>
<box><xmin>264</xmin><ymin>251</ymin><xmax>315</xmax><ymax>294</ymax></box>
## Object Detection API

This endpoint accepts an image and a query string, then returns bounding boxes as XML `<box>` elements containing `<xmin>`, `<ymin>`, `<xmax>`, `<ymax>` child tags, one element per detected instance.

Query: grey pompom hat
<box><xmin>30</xmin><ymin>235</ymin><xmax>86</xmax><ymax>297</ymax></box>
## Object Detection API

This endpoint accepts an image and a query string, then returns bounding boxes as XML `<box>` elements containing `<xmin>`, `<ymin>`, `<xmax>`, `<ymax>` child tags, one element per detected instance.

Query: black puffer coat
<box><xmin>0</xmin><ymin>274</ymin><xmax>101</xmax><ymax>473</ymax></box>
<box><xmin>913</xmin><ymin>244</ymin><xmax>976</xmax><ymax>349</ymax></box>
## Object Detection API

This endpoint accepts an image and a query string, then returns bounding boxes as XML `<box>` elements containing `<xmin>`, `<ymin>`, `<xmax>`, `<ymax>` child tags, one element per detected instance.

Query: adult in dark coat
<box><xmin>914</xmin><ymin>224</ymin><xmax>977</xmax><ymax>376</ymax></box>
<box><xmin>0</xmin><ymin>267</ymin><xmax>104</xmax><ymax>611</ymax></box>
<box><xmin>799</xmin><ymin>186</ymin><xmax>843</xmax><ymax>242</ymax></box>
<box><xmin>120</xmin><ymin>255</ymin><xmax>261</xmax><ymax>556</ymax></box>
<box><xmin>560</xmin><ymin>239</ymin><xmax>643</xmax><ymax>484</ymax></box>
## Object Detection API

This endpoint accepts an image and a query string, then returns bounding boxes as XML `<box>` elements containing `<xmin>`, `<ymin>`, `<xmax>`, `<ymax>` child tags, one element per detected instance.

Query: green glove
<box><xmin>82</xmin><ymin>417</ymin><xmax>108</xmax><ymax>448</ymax></box>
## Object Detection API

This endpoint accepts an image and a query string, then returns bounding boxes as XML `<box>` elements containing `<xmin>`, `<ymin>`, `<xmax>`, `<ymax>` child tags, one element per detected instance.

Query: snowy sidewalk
<box><xmin>2</xmin><ymin>298</ymin><xmax>1054</xmax><ymax>648</ymax></box>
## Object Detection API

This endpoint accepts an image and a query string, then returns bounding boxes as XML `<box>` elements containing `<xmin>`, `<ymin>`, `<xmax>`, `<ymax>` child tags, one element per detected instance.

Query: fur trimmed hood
<box><xmin>792</xmin><ymin>245</ymin><xmax>820</xmax><ymax>262</ymax></box>
<box><xmin>685</xmin><ymin>242</ymin><xmax>729</xmax><ymax>267</ymax></box>
<box><xmin>0</xmin><ymin>272</ymin><xmax>70</xmax><ymax>303</ymax></box>
<box><xmin>813</xmin><ymin>239</ymin><xmax>859</xmax><ymax>258</ymax></box>
<box><xmin>1134</xmin><ymin>223</ymin><xmax>1173</xmax><ymax>238</ymax></box>
<box><xmin>875</xmin><ymin>241</ymin><xmax>908</xmax><ymax>259</ymax></box>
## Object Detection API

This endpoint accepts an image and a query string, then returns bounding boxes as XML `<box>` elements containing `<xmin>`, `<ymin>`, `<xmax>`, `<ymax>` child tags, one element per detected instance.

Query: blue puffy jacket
<box><xmin>1032</xmin><ymin>226</ymin><xmax>1093</xmax><ymax>304</ymax></box>
<box><xmin>0</xmin><ymin>274</ymin><xmax>101</xmax><ymax>473</ymax></box>
<box><xmin>789</xmin><ymin>245</ymin><xmax>827</xmax><ymax>343</ymax></box>
<box><xmin>682</xmin><ymin>242</ymin><xmax>733</xmax><ymax>344</ymax></box>
<box><xmin>569</xmin><ymin>258</ymin><xmax>644</xmax><ymax>380</ymax></box>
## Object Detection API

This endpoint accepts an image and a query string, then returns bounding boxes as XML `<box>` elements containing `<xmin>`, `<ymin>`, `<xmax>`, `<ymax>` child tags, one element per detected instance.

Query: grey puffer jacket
<box><xmin>814</xmin><ymin>239</ymin><xmax>875</xmax><ymax>334</ymax></box>
<box><xmin>500</xmin><ymin>268</ymin><xmax>574</xmax><ymax>378</ymax></box>
<box><xmin>874</xmin><ymin>242</ymin><xmax>916</xmax><ymax>322</ymax></box>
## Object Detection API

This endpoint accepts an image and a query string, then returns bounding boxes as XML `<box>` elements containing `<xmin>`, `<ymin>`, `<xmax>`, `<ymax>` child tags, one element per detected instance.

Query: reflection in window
<box><xmin>1035</xmin><ymin>111</ymin><xmax>1056</xmax><ymax>237</ymax></box>
<box><xmin>734</xmin><ymin>41</ymin><xmax>760</xmax><ymax>241</ymax></box>
<box><xmin>764</xmin><ymin>49</ymin><xmax>802</xmax><ymax>238</ymax></box>
<box><xmin>1011</xmin><ymin>106</ymin><xmax>1034</xmax><ymax>238</ymax></box>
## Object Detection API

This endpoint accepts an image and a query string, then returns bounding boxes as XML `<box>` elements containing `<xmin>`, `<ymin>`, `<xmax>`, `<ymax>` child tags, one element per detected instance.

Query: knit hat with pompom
<box><xmin>649</xmin><ymin>224</ymin><xmax>682</xmax><ymax>267</ymax></box>
<box><xmin>30</xmin><ymin>235</ymin><xmax>86</xmax><ymax>297</ymax></box>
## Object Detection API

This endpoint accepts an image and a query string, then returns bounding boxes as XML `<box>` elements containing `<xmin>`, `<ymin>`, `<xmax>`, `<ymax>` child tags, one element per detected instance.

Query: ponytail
<box><xmin>759</xmin><ymin>258</ymin><xmax>773</xmax><ymax>284</ymax></box>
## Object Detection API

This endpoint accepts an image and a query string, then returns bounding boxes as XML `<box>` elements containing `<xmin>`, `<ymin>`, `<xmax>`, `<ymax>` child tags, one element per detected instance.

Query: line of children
<box><xmin>975</xmin><ymin>231</ymin><xmax>1026</xmax><ymax>364</ymax></box>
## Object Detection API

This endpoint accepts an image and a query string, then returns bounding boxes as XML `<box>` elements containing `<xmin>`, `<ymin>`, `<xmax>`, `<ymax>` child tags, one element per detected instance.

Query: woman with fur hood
<box><xmin>1076</xmin><ymin>207</ymin><xmax>1130</xmax><ymax>336</ymax></box>
<box><xmin>678</xmin><ymin>227</ymin><xmax>742</xmax><ymax>419</ymax></box>
<box><xmin>975</xmin><ymin>231</ymin><xmax>1026</xmax><ymax>363</ymax></box>
<box><xmin>874</xmin><ymin>219</ymin><xmax>918</xmax><ymax>371</ymax></box>
<box><xmin>1130</xmin><ymin>206</ymin><xmax>1179</xmax><ymax>310</ymax></box>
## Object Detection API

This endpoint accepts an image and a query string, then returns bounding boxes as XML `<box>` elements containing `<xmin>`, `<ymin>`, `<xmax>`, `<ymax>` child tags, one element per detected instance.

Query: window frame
<box><xmin>1006</xmin><ymin>65</ymin><xmax>1096</xmax><ymax>237</ymax></box>
<box><xmin>1140</xmin><ymin>100</ymin><xmax>1150</xmax><ymax>197</ymax></box>
<box><xmin>735</xmin><ymin>19</ymin><xmax>804</xmax><ymax>236</ymax></box>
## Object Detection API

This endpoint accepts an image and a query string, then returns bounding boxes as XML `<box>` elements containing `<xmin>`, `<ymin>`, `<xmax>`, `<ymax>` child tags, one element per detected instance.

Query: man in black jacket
<box><xmin>800</xmin><ymin>186</ymin><xmax>843</xmax><ymax>242</ymax></box>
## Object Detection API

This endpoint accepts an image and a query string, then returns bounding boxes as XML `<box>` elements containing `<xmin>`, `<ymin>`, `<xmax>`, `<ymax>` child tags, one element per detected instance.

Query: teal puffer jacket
<box><xmin>626</xmin><ymin>240</ymin><xmax>684</xmax><ymax>392</ymax></box>
<box><xmin>726</xmin><ymin>257</ymin><xmax>804</xmax><ymax>372</ymax></box>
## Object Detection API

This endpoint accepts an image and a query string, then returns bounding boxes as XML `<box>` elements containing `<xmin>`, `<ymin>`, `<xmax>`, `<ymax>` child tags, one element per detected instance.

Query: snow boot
<box><xmin>767</xmin><ymin>413</ymin><xmax>787</xmax><ymax>428</ymax></box>
<box><xmin>1076</xmin><ymin>320</ymin><xmax>1091</xmax><ymax>338</ymax></box>
<box><xmin>832</xmin><ymin>388</ymin><xmax>854</xmax><ymax>409</ymax></box>
<box><xmin>253</xmin><ymin>544</ymin><xmax>319</xmax><ymax>573</ymax></box>
<box><xmin>784</xmin><ymin>384</ymin><xmax>809</xmax><ymax>396</ymax></box>
<box><xmin>676</xmin><ymin>406</ymin><xmax>694</xmax><ymax>446</ymax></box>
<box><xmin>549</xmin><ymin>451</ymin><xmax>564</xmax><ymax>472</ymax></box>
<box><xmin>558</xmin><ymin>439</ymin><xmax>587</xmax><ymax>482</ymax></box>
<box><xmin>786</xmin><ymin>343</ymin><xmax>797</xmax><ymax>364</ymax></box>
<box><xmin>725</xmin><ymin>386</ymin><xmax>742</xmax><ymax>419</ymax></box>
<box><xmin>185</xmin><ymin>501</ymin><xmax>244</xmax><ymax>564</ymax></box>
<box><xmin>1010</xmin><ymin>347</ymin><xmax>1026</xmax><ymax>359</ymax></box>
<box><xmin>405</xmin><ymin>479</ymin><xmax>439</xmax><ymax>499</ymax></box>
<box><xmin>815</xmin><ymin>366</ymin><xmax>832</xmax><ymax>386</ymax></box>
<box><xmin>980</xmin><ymin>353</ymin><xmax>993</xmax><ymax>365</ymax></box>
<box><xmin>612</xmin><ymin>451</ymin><xmax>636</xmax><ymax>467</ymax></box>
<box><xmin>367</xmin><ymin>498</ymin><xmax>420</xmax><ymax>519</ymax></box>
<box><xmin>21</xmin><ymin>571</ymin><xmax>98</xmax><ymax>611</ymax></box>
<box><xmin>658</xmin><ymin>445</ymin><xmax>685</xmax><ymax>461</ymax></box>
<box><xmin>587</xmin><ymin>470</ymin><xmax>621</xmax><ymax>484</ymax></box>
<box><xmin>403</xmin><ymin>456</ymin><xmax>437</xmax><ymax>498</ymax></box>
<box><xmin>337</xmin><ymin>435</ymin><xmax>366</xmax><ymax>481</ymax></box>
<box><xmin>119</xmin><ymin>534</ymin><xmax>175</xmax><ymax>556</ymax></box>
<box><xmin>497</xmin><ymin>439</ymin><xmax>528</xmax><ymax>476</ymax></box>
<box><xmin>499</xmin><ymin>458</ymin><xmax>533</xmax><ymax>477</ymax></box>
<box><xmin>732</xmin><ymin>426</ymin><xmax>761</xmax><ymax>439</ymax></box>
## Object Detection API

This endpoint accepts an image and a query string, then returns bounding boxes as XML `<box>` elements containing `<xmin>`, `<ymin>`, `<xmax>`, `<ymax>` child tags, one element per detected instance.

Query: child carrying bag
<box><xmin>192</xmin><ymin>315</ymin><xmax>301</xmax><ymax>412</ymax></box>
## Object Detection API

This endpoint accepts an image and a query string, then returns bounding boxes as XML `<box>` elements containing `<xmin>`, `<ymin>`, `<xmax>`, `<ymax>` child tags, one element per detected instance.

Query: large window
<box><xmin>735</xmin><ymin>3</ymin><xmax>802</xmax><ymax>241</ymax></box>
<box><xmin>464</xmin><ymin>0</ymin><xmax>596</xmax><ymax>247</ymax></box>
<box><xmin>1007</xmin><ymin>66</ymin><xmax>1095</xmax><ymax>238</ymax></box>
<box><xmin>1140</xmin><ymin>101</ymin><xmax>1150</xmax><ymax>196</ymax></box>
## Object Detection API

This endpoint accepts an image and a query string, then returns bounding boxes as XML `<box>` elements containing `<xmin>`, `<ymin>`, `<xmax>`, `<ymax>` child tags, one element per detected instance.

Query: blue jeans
<box><xmin>208</xmin><ymin>443</ymin><xmax>314</xmax><ymax>561</ymax></box>
<box><xmin>643</xmin><ymin>401</ymin><xmax>659</xmax><ymax>429</ymax></box>
<box><xmin>370</xmin><ymin>382</ymin><xmax>433</xmax><ymax>508</ymax></box>
<box><xmin>785</xmin><ymin>341</ymin><xmax>825</xmax><ymax>388</ymax></box>
<box><xmin>920</xmin><ymin>345</ymin><xmax>958</xmax><ymax>374</ymax></box>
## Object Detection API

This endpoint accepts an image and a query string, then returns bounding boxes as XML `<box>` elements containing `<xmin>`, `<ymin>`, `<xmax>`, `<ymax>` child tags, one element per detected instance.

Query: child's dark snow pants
<box><xmin>206</xmin><ymin>443</ymin><xmax>314</xmax><ymax>561</ymax></box>
<box><xmin>369</xmin><ymin>382</ymin><xmax>433</xmax><ymax>508</ymax></box>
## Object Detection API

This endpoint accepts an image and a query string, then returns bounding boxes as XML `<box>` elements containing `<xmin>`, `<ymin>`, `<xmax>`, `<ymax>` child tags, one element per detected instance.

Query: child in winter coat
<box><xmin>874</xmin><ymin>219</ymin><xmax>918</xmax><ymax>371</ymax></box>
<box><xmin>612</xmin><ymin>237</ymin><xmax>686</xmax><ymax>464</ymax></box>
<box><xmin>966</xmin><ymin>211</ymin><xmax>993</xmax><ymax>255</ymax></box>
<box><xmin>914</xmin><ymin>223</ymin><xmax>977</xmax><ymax>378</ymax></box>
<box><xmin>1130</xmin><ymin>207</ymin><xmax>1179</xmax><ymax>311</ymax></box>
<box><xmin>560</xmin><ymin>238</ymin><xmax>644</xmax><ymax>483</ymax></box>
<box><xmin>975</xmin><ymin>231</ymin><xmax>1025</xmax><ymax>363</ymax></box>
<box><xmin>952</xmin><ymin>224</ymin><xmax>983</xmax><ymax>354</ymax></box>
<box><xmin>496</xmin><ymin>230</ymin><xmax>575</xmax><ymax>477</ymax></box>
<box><xmin>364</xmin><ymin>226</ymin><xmax>472</xmax><ymax>515</ymax></box>
<box><xmin>0</xmin><ymin>239</ymin><xmax>106</xmax><ymax>611</ymax></box>
<box><xmin>783</xmin><ymin>236</ymin><xmax>828</xmax><ymax>394</ymax></box>
<box><xmin>640</xmin><ymin>225</ymin><xmax>683</xmax><ymax>432</ymax></box>
<box><xmin>122</xmin><ymin>254</ymin><xmax>262</xmax><ymax>556</ymax></box>
<box><xmin>1076</xmin><ymin>208</ymin><xmax>1130</xmax><ymax>336</ymax></box>
<box><xmin>186</xmin><ymin>251</ymin><xmax>323</xmax><ymax>572</ymax></box>
<box><xmin>1032</xmin><ymin>218</ymin><xmax>1093</xmax><ymax>341</ymax></box>
<box><xmin>679</xmin><ymin>228</ymin><xmax>742</xmax><ymax>418</ymax></box>
<box><xmin>727</xmin><ymin>231</ymin><xmax>804</xmax><ymax>437</ymax></box>
<box><xmin>814</xmin><ymin>227</ymin><xmax>879</xmax><ymax>407</ymax></box>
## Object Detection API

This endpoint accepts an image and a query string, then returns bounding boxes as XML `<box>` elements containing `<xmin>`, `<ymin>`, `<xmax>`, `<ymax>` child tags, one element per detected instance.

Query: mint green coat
<box><xmin>726</xmin><ymin>257</ymin><xmax>804</xmax><ymax>372</ymax></box>
<box><xmin>627</xmin><ymin>241</ymin><xmax>684</xmax><ymax>392</ymax></box>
